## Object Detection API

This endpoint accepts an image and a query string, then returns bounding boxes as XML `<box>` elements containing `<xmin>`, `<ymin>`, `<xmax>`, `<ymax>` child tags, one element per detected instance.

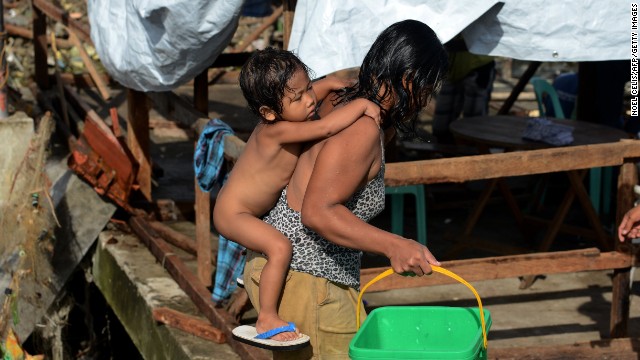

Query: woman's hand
<box><xmin>387</xmin><ymin>237</ymin><xmax>440</xmax><ymax>276</ymax></box>
<box><xmin>618</xmin><ymin>204</ymin><xmax>640</xmax><ymax>242</ymax></box>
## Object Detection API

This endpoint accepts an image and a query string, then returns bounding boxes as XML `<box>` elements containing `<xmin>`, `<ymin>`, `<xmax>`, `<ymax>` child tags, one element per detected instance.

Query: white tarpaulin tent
<box><xmin>288</xmin><ymin>0</ymin><xmax>632</xmax><ymax>77</ymax></box>
<box><xmin>88</xmin><ymin>0</ymin><xmax>245</xmax><ymax>92</ymax></box>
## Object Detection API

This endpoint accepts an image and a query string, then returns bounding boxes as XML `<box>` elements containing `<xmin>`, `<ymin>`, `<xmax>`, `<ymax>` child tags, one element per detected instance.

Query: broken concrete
<box><xmin>0</xmin><ymin>112</ymin><xmax>34</xmax><ymax>210</ymax></box>
<box><xmin>92</xmin><ymin>230</ymin><xmax>241</xmax><ymax>360</ymax></box>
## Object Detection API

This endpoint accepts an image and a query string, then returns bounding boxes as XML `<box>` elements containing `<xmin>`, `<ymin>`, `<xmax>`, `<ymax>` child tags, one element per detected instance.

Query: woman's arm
<box><xmin>300</xmin><ymin>118</ymin><xmax>439</xmax><ymax>276</ymax></box>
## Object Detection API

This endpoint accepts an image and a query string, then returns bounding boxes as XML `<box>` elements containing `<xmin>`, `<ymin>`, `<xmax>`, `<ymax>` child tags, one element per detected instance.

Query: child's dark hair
<box><xmin>338</xmin><ymin>20</ymin><xmax>448</xmax><ymax>134</ymax></box>
<box><xmin>239</xmin><ymin>47</ymin><xmax>312</xmax><ymax>120</ymax></box>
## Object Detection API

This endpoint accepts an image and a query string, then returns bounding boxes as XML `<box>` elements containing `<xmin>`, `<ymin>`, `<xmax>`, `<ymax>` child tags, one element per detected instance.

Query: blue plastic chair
<box><xmin>385</xmin><ymin>185</ymin><xmax>427</xmax><ymax>246</ymax></box>
<box><xmin>531</xmin><ymin>77</ymin><xmax>566</xmax><ymax>119</ymax></box>
<box><xmin>530</xmin><ymin>77</ymin><xmax>611</xmax><ymax>216</ymax></box>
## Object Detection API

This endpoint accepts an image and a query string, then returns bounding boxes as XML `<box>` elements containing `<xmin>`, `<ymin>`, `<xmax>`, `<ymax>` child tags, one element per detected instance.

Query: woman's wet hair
<box><xmin>339</xmin><ymin>20</ymin><xmax>448</xmax><ymax>134</ymax></box>
<box><xmin>239</xmin><ymin>47</ymin><xmax>313</xmax><ymax>120</ymax></box>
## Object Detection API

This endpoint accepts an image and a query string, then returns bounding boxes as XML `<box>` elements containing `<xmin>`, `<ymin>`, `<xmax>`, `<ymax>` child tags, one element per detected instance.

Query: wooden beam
<box><xmin>32</xmin><ymin>4</ymin><xmax>49</xmax><ymax>89</ymax></box>
<box><xmin>195</xmin><ymin>177</ymin><xmax>212</xmax><ymax>287</ymax></box>
<box><xmin>193</xmin><ymin>70</ymin><xmax>212</xmax><ymax>287</ymax></box>
<box><xmin>127</xmin><ymin>89</ymin><xmax>152</xmax><ymax>200</ymax></box>
<box><xmin>32</xmin><ymin>0</ymin><xmax>93</xmax><ymax>45</ymax></box>
<box><xmin>152</xmin><ymin>307</ymin><xmax>226</xmax><ymax>344</ymax></box>
<box><xmin>489</xmin><ymin>337</ymin><xmax>640</xmax><ymax>359</ymax></box>
<box><xmin>360</xmin><ymin>248</ymin><xmax>632</xmax><ymax>293</ymax></box>
<box><xmin>385</xmin><ymin>140</ymin><xmax>640</xmax><ymax>186</ymax></box>
<box><xmin>282</xmin><ymin>0</ymin><xmax>297</xmax><ymax>50</ymax></box>
<box><xmin>66</xmin><ymin>27</ymin><xmax>111</xmax><ymax>101</ymax></box>
<box><xmin>129</xmin><ymin>216</ymin><xmax>270</xmax><ymax>360</ymax></box>
<box><xmin>610</xmin><ymin>160</ymin><xmax>638</xmax><ymax>338</ymax></box>
<box><xmin>146</xmin><ymin>221</ymin><xmax>198</xmax><ymax>255</ymax></box>
<box><xmin>7</xmin><ymin>23</ymin><xmax>72</xmax><ymax>48</ymax></box>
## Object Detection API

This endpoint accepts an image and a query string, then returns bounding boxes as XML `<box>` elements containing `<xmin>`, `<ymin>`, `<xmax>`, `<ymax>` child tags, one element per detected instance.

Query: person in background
<box><xmin>432</xmin><ymin>36</ymin><xmax>495</xmax><ymax>144</ymax></box>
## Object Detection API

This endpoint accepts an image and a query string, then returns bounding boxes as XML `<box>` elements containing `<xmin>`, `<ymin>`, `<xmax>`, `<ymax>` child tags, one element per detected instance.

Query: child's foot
<box><xmin>256</xmin><ymin>314</ymin><xmax>300</xmax><ymax>342</ymax></box>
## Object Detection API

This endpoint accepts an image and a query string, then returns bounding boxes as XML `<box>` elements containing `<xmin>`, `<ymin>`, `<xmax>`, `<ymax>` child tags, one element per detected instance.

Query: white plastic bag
<box><xmin>88</xmin><ymin>0</ymin><xmax>244</xmax><ymax>91</ymax></box>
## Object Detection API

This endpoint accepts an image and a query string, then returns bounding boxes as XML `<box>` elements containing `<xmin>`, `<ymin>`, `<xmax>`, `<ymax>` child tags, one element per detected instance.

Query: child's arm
<box><xmin>312</xmin><ymin>75</ymin><xmax>353</xmax><ymax>102</ymax></box>
<box><xmin>270</xmin><ymin>98</ymin><xmax>381</xmax><ymax>144</ymax></box>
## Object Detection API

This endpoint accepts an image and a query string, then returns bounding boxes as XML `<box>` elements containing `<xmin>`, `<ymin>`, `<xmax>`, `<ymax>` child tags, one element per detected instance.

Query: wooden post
<box><xmin>194</xmin><ymin>70</ymin><xmax>212</xmax><ymax>287</ymax></box>
<box><xmin>127</xmin><ymin>89</ymin><xmax>152</xmax><ymax>200</ymax></box>
<box><xmin>282</xmin><ymin>0</ymin><xmax>297</xmax><ymax>50</ymax></box>
<box><xmin>609</xmin><ymin>160</ymin><xmax>637</xmax><ymax>338</ymax></box>
<box><xmin>32</xmin><ymin>4</ymin><xmax>49</xmax><ymax>90</ymax></box>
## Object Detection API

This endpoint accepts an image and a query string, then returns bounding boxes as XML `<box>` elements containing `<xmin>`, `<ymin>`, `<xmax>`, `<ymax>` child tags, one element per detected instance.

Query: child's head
<box><xmin>342</xmin><ymin>20</ymin><xmax>448</xmax><ymax>132</ymax></box>
<box><xmin>240</xmin><ymin>47</ymin><xmax>316</xmax><ymax>122</ymax></box>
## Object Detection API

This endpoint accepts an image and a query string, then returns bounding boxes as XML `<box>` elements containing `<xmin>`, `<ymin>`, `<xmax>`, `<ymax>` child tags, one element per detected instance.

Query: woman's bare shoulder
<box><xmin>324</xmin><ymin>116</ymin><xmax>381</xmax><ymax>159</ymax></box>
<box><xmin>329</xmin><ymin>115</ymin><xmax>380</xmax><ymax>144</ymax></box>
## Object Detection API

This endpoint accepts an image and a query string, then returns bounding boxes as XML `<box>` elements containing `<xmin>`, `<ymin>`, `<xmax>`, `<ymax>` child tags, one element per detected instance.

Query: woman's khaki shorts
<box><xmin>243</xmin><ymin>250</ymin><xmax>366</xmax><ymax>360</ymax></box>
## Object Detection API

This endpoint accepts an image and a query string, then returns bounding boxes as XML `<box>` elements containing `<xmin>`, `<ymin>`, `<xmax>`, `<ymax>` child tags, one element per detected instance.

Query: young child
<box><xmin>213</xmin><ymin>47</ymin><xmax>380</xmax><ymax>347</ymax></box>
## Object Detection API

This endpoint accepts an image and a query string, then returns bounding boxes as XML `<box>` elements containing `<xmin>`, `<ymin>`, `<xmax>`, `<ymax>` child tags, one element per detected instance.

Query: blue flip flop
<box><xmin>255</xmin><ymin>322</ymin><xmax>296</xmax><ymax>339</ymax></box>
<box><xmin>232</xmin><ymin>322</ymin><xmax>311</xmax><ymax>351</ymax></box>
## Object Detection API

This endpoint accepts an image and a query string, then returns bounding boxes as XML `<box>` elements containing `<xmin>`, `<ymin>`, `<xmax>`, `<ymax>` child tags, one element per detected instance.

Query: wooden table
<box><xmin>450</xmin><ymin>115</ymin><xmax>628</xmax><ymax>150</ymax></box>
<box><xmin>449</xmin><ymin>115</ymin><xmax>630</xmax><ymax>260</ymax></box>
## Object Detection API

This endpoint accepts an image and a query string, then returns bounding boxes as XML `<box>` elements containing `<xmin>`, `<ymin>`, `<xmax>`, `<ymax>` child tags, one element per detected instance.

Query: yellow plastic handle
<box><xmin>356</xmin><ymin>266</ymin><xmax>488</xmax><ymax>350</ymax></box>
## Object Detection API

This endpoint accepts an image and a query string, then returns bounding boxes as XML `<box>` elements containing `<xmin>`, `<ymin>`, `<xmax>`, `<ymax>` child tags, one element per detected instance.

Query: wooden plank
<box><xmin>127</xmin><ymin>89</ymin><xmax>152</xmax><ymax>200</ymax></box>
<box><xmin>152</xmin><ymin>307</ymin><xmax>226</xmax><ymax>344</ymax></box>
<box><xmin>193</xmin><ymin>71</ymin><xmax>212</xmax><ymax>287</ymax></box>
<box><xmin>195</xmin><ymin>177</ymin><xmax>212</xmax><ymax>287</ymax></box>
<box><xmin>66</xmin><ymin>27</ymin><xmax>111</xmax><ymax>100</ymax></box>
<box><xmin>32</xmin><ymin>0</ymin><xmax>93</xmax><ymax>45</ymax></box>
<box><xmin>194</xmin><ymin>71</ymin><xmax>209</xmax><ymax>114</ymax></box>
<box><xmin>610</xmin><ymin>161</ymin><xmax>638</xmax><ymax>338</ymax></box>
<box><xmin>32</xmin><ymin>5</ymin><xmax>49</xmax><ymax>89</ymax></box>
<box><xmin>146</xmin><ymin>221</ymin><xmax>198</xmax><ymax>255</ymax></box>
<box><xmin>7</xmin><ymin>23</ymin><xmax>72</xmax><ymax>48</ymax></box>
<box><xmin>384</xmin><ymin>140</ymin><xmax>640</xmax><ymax>186</ymax></box>
<box><xmin>489</xmin><ymin>337</ymin><xmax>640</xmax><ymax>359</ymax></box>
<box><xmin>63</xmin><ymin>85</ymin><xmax>121</xmax><ymax>149</ymax></box>
<box><xmin>129</xmin><ymin>216</ymin><xmax>270</xmax><ymax>360</ymax></box>
<box><xmin>360</xmin><ymin>249</ymin><xmax>632</xmax><ymax>293</ymax></box>
<box><xmin>283</xmin><ymin>0</ymin><xmax>297</xmax><ymax>50</ymax></box>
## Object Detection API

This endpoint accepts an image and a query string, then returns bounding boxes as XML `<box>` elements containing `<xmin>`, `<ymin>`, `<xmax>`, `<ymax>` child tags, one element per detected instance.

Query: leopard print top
<box><xmin>262</xmin><ymin>132</ymin><xmax>385</xmax><ymax>290</ymax></box>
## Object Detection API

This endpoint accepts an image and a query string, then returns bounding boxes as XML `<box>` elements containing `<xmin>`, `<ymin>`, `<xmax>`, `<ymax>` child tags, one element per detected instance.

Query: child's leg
<box><xmin>219</xmin><ymin>213</ymin><xmax>296</xmax><ymax>341</ymax></box>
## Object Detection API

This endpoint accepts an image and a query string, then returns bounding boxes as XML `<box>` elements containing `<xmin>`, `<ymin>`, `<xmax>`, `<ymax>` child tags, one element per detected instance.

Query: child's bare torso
<box><xmin>216</xmin><ymin>123</ymin><xmax>302</xmax><ymax>217</ymax></box>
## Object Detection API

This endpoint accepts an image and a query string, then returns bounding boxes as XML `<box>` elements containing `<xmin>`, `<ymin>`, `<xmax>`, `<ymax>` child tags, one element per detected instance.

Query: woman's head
<box><xmin>342</xmin><ymin>20</ymin><xmax>448</xmax><ymax>133</ymax></box>
<box><xmin>240</xmin><ymin>47</ymin><xmax>315</xmax><ymax>122</ymax></box>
